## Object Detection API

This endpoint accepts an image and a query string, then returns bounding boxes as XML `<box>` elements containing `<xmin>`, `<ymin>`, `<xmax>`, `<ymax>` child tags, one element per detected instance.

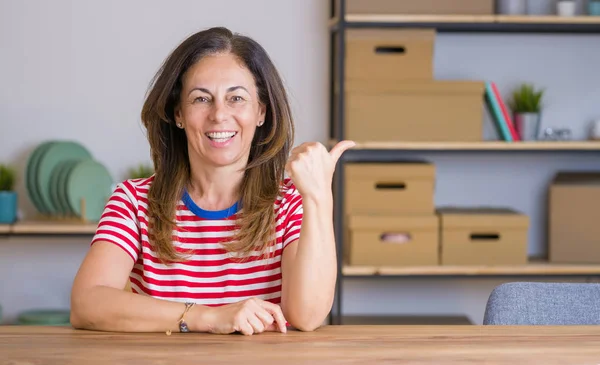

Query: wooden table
<box><xmin>1</xmin><ymin>325</ymin><xmax>599</xmax><ymax>364</ymax></box>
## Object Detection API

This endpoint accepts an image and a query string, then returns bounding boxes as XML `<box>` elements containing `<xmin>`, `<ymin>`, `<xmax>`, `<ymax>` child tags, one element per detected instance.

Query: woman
<box><xmin>70</xmin><ymin>26</ymin><xmax>354</xmax><ymax>335</ymax></box>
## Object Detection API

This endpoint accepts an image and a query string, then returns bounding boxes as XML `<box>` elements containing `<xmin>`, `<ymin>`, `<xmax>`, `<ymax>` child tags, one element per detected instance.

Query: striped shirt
<box><xmin>91</xmin><ymin>176</ymin><xmax>303</xmax><ymax>306</ymax></box>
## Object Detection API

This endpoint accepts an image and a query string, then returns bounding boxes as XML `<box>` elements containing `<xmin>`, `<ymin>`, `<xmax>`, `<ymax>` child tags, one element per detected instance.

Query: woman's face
<box><xmin>175</xmin><ymin>52</ymin><xmax>266</xmax><ymax>169</ymax></box>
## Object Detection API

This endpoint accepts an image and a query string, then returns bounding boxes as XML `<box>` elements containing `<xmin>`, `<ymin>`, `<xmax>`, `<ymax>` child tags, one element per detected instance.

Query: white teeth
<box><xmin>207</xmin><ymin>131</ymin><xmax>236</xmax><ymax>139</ymax></box>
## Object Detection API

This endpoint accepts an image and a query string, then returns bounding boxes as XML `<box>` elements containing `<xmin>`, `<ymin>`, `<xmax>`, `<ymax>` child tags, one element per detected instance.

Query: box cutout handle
<box><xmin>380</xmin><ymin>232</ymin><xmax>412</xmax><ymax>244</ymax></box>
<box><xmin>375</xmin><ymin>46</ymin><xmax>406</xmax><ymax>55</ymax></box>
<box><xmin>470</xmin><ymin>233</ymin><xmax>500</xmax><ymax>241</ymax></box>
<box><xmin>375</xmin><ymin>182</ymin><xmax>406</xmax><ymax>190</ymax></box>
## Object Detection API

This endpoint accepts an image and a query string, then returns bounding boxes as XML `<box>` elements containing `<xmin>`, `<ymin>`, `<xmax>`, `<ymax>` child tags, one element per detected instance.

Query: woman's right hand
<box><xmin>202</xmin><ymin>298</ymin><xmax>288</xmax><ymax>335</ymax></box>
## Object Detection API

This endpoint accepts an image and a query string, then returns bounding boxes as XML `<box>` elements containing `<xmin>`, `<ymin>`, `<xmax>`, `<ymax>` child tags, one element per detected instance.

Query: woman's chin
<box><xmin>204</xmin><ymin>153</ymin><xmax>245</xmax><ymax>168</ymax></box>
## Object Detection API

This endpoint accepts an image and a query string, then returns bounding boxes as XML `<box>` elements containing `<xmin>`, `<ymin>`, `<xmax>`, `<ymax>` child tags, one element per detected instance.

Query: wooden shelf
<box><xmin>495</xmin><ymin>15</ymin><xmax>600</xmax><ymax>24</ymax></box>
<box><xmin>331</xmin><ymin>140</ymin><xmax>600</xmax><ymax>151</ymax></box>
<box><xmin>345</xmin><ymin>14</ymin><xmax>498</xmax><ymax>24</ymax></box>
<box><xmin>1</xmin><ymin>220</ymin><xmax>97</xmax><ymax>235</ymax></box>
<box><xmin>343</xmin><ymin>261</ymin><xmax>600</xmax><ymax>277</ymax></box>
<box><xmin>345</xmin><ymin>14</ymin><xmax>600</xmax><ymax>24</ymax></box>
<box><xmin>332</xmin><ymin>14</ymin><xmax>600</xmax><ymax>33</ymax></box>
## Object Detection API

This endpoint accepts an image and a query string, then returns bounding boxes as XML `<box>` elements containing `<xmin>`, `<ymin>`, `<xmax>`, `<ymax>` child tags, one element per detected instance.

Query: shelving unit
<box><xmin>332</xmin><ymin>13</ymin><xmax>600</xmax><ymax>32</ymax></box>
<box><xmin>342</xmin><ymin>260</ymin><xmax>600</xmax><ymax>277</ymax></box>
<box><xmin>329</xmin><ymin>140</ymin><xmax>600</xmax><ymax>151</ymax></box>
<box><xmin>328</xmin><ymin>0</ymin><xmax>600</xmax><ymax>325</ymax></box>
<box><xmin>0</xmin><ymin>221</ymin><xmax>97</xmax><ymax>236</ymax></box>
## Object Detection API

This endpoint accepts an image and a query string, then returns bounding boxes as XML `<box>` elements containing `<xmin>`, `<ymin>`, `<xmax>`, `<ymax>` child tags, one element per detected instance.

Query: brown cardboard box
<box><xmin>345</xmin><ymin>162</ymin><xmax>435</xmax><ymax>215</ymax></box>
<box><xmin>549</xmin><ymin>172</ymin><xmax>600</xmax><ymax>263</ymax></box>
<box><xmin>346</xmin><ymin>29</ymin><xmax>435</xmax><ymax>83</ymax></box>
<box><xmin>438</xmin><ymin>207</ymin><xmax>529</xmax><ymax>266</ymax></box>
<box><xmin>346</xmin><ymin>0</ymin><xmax>494</xmax><ymax>15</ymax></box>
<box><xmin>345</xmin><ymin>80</ymin><xmax>485</xmax><ymax>142</ymax></box>
<box><xmin>346</xmin><ymin>215</ymin><xmax>439</xmax><ymax>266</ymax></box>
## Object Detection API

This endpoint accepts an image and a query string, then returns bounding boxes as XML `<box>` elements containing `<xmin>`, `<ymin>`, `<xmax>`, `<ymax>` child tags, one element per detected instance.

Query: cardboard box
<box><xmin>346</xmin><ymin>29</ymin><xmax>435</xmax><ymax>83</ymax></box>
<box><xmin>438</xmin><ymin>207</ymin><xmax>529</xmax><ymax>266</ymax></box>
<box><xmin>345</xmin><ymin>0</ymin><xmax>494</xmax><ymax>15</ymax></box>
<box><xmin>345</xmin><ymin>80</ymin><xmax>485</xmax><ymax>142</ymax></box>
<box><xmin>346</xmin><ymin>215</ymin><xmax>439</xmax><ymax>266</ymax></box>
<box><xmin>345</xmin><ymin>162</ymin><xmax>435</xmax><ymax>215</ymax></box>
<box><xmin>549</xmin><ymin>172</ymin><xmax>600</xmax><ymax>263</ymax></box>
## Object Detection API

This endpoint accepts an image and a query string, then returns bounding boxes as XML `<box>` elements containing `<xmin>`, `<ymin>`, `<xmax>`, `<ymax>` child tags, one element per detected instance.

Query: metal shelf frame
<box><xmin>328</xmin><ymin>0</ymin><xmax>600</xmax><ymax>325</ymax></box>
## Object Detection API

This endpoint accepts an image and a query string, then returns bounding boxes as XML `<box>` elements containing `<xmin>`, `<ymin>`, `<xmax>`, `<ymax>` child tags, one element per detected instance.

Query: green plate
<box><xmin>17</xmin><ymin>309</ymin><xmax>70</xmax><ymax>326</ymax></box>
<box><xmin>66</xmin><ymin>160</ymin><xmax>113</xmax><ymax>222</ymax></box>
<box><xmin>25</xmin><ymin>142</ymin><xmax>55</xmax><ymax>214</ymax></box>
<box><xmin>58</xmin><ymin>160</ymin><xmax>79</xmax><ymax>216</ymax></box>
<box><xmin>49</xmin><ymin>160</ymin><xmax>74</xmax><ymax>216</ymax></box>
<box><xmin>36</xmin><ymin>141</ymin><xmax>93</xmax><ymax>215</ymax></box>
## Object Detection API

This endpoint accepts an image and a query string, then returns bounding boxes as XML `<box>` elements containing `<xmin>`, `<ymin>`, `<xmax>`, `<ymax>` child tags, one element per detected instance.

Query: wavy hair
<box><xmin>140</xmin><ymin>27</ymin><xmax>294</xmax><ymax>263</ymax></box>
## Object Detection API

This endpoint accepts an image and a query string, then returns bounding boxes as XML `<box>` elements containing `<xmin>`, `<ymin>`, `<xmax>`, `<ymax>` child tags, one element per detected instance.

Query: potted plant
<box><xmin>127</xmin><ymin>163</ymin><xmax>154</xmax><ymax>179</ymax></box>
<box><xmin>509</xmin><ymin>83</ymin><xmax>544</xmax><ymax>141</ymax></box>
<box><xmin>0</xmin><ymin>164</ymin><xmax>17</xmax><ymax>224</ymax></box>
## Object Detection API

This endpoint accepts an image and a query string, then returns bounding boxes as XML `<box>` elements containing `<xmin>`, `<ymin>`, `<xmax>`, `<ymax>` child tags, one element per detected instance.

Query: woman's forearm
<box><xmin>283</xmin><ymin>194</ymin><xmax>337</xmax><ymax>331</ymax></box>
<box><xmin>70</xmin><ymin>285</ymin><xmax>211</xmax><ymax>333</ymax></box>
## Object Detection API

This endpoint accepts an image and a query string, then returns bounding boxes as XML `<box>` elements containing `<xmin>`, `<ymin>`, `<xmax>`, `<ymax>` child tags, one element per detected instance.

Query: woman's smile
<box><xmin>205</xmin><ymin>130</ymin><xmax>238</xmax><ymax>148</ymax></box>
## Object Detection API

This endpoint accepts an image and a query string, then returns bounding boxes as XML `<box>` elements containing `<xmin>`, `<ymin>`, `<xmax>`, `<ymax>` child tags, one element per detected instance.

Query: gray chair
<box><xmin>483</xmin><ymin>282</ymin><xmax>600</xmax><ymax>325</ymax></box>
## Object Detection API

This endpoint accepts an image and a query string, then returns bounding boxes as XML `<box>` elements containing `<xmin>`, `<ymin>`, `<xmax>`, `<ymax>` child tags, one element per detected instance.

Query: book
<box><xmin>490</xmin><ymin>82</ymin><xmax>520</xmax><ymax>141</ymax></box>
<box><xmin>484</xmin><ymin>82</ymin><xmax>512</xmax><ymax>142</ymax></box>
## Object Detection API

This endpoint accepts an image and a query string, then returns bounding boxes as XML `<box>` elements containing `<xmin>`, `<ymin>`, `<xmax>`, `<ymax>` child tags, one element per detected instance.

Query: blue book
<box><xmin>484</xmin><ymin>82</ymin><xmax>513</xmax><ymax>142</ymax></box>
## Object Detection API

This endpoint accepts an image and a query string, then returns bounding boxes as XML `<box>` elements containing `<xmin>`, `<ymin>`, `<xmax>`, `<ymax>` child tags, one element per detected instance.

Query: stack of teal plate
<box><xmin>26</xmin><ymin>140</ymin><xmax>113</xmax><ymax>222</ymax></box>
<box><xmin>17</xmin><ymin>309</ymin><xmax>71</xmax><ymax>326</ymax></box>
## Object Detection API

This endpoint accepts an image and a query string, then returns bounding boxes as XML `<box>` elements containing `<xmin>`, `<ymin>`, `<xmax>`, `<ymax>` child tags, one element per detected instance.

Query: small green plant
<box><xmin>510</xmin><ymin>83</ymin><xmax>544</xmax><ymax>113</ymax></box>
<box><xmin>0</xmin><ymin>165</ymin><xmax>16</xmax><ymax>191</ymax></box>
<box><xmin>127</xmin><ymin>163</ymin><xmax>154</xmax><ymax>179</ymax></box>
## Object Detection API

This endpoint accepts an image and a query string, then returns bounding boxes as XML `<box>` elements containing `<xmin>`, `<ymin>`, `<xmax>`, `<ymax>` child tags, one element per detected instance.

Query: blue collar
<box><xmin>181</xmin><ymin>190</ymin><xmax>239</xmax><ymax>219</ymax></box>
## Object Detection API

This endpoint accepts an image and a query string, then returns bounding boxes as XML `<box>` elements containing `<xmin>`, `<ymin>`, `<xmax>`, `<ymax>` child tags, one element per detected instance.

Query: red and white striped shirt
<box><xmin>91</xmin><ymin>176</ymin><xmax>303</xmax><ymax>306</ymax></box>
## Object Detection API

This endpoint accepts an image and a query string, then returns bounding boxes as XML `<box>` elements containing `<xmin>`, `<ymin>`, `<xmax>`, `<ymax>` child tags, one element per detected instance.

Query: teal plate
<box><xmin>36</xmin><ymin>141</ymin><xmax>92</xmax><ymax>215</ymax></box>
<box><xmin>49</xmin><ymin>160</ymin><xmax>75</xmax><ymax>216</ymax></box>
<box><xmin>25</xmin><ymin>141</ymin><xmax>55</xmax><ymax>214</ymax></box>
<box><xmin>17</xmin><ymin>309</ymin><xmax>70</xmax><ymax>326</ymax></box>
<box><xmin>58</xmin><ymin>160</ymin><xmax>80</xmax><ymax>216</ymax></box>
<box><xmin>66</xmin><ymin>160</ymin><xmax>113</xmax><ymax>222</ymax></box>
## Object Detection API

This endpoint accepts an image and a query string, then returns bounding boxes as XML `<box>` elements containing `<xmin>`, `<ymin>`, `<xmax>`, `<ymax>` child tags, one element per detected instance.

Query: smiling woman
<box><xmin>69</xmin><ymin>26</ymin><xmax>354</xmax><ymax>336</ymax></box>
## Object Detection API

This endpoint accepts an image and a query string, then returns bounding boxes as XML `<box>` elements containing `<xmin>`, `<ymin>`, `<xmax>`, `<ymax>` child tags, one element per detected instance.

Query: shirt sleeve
<box><xmin>91</xmin><ymin>181</ymin><xmax>141</xmax><ymax>262</ymax></box>
<box><xmin>282</xmin><ymin>183</ymin><xmax>303</xmax><ymax>249</ymax></box>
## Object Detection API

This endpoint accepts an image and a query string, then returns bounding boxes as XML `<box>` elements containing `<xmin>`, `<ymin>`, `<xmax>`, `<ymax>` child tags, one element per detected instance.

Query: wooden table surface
<box><xmin>1</xmin><ymin>325</ymin><xmax>599</xmax><ymax>364</ymax></box>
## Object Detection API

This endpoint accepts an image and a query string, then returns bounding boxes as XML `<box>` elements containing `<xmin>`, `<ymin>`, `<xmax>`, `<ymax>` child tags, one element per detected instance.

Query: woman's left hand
<box><xmin>285</xmin><ymin>140</ymin><xmax>355</xmax><ymax>201</ymax></box>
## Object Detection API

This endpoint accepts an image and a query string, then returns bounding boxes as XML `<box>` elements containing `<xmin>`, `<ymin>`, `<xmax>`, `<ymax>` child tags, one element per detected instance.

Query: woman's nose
<box><xmin>209</xmin><ymin>100</ymin><xmax>229</xmax><ymax>123</ymax></box>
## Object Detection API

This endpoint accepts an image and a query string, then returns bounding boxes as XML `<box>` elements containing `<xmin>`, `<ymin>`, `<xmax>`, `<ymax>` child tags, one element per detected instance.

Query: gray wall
<box><xmin>1</xmin><ymin>0</ymin><xmax>599</xmax><ymax>324</ymax></box>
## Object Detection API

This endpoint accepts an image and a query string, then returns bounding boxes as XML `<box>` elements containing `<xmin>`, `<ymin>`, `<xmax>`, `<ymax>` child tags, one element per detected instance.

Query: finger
<box><xmin>239</xmin><ymin>320</ymin><xmax>254</xmax><ymax>336</ymax></box>
<box><xmin>255</xmin><ymin>308</ymin><xmax>275</xmax><ymax>329</ymax></box>
<box><xmin>247</xmin><ymin>314</ymin><xmax>266</xmax><ymax>334</ymax></box>
<box><xmin>329</xmin><ymin>140</ymin><xmax>356</xmax><ymax>164</ymax></box>
<box><xmin>260</xmin><ymin>301</ymin><xmax>287</xmax><ymax>333</ymax></box>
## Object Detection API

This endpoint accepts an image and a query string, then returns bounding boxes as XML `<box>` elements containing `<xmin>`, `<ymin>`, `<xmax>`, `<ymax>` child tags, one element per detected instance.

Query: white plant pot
<box><xmin>557</xmin><ymin>1</ymin><xmax>576</xmax><ymax>16</ymax></box>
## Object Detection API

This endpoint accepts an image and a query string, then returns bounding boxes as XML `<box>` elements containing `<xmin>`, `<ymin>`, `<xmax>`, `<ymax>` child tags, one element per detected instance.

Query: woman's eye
<box><xmin>194</xmin><ymin>96</ymin><xmax>209</xmax><ymax>103</ymax></box>
<box><xmin>231</xmin><ymin>96</ymin><xmax>244</xmax><ymax>102</ymax></box>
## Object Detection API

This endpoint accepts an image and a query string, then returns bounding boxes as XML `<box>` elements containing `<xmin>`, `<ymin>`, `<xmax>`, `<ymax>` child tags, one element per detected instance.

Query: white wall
<box><xmin>0</xmin><ymin>0</ymin><xmax>329</xmax><ymax>324</ymax></box>
<box><xmin>1</xmin><ymin>0</ymin><xmax>600</xmax><ymax>325</ymax></box>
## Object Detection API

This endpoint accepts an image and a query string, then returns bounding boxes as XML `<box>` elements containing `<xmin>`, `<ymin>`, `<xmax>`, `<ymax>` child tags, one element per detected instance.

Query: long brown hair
<box><xmin>141</xmin><ymin>27</ymin><xmax>294</xmax><ymax>263</ymax></box>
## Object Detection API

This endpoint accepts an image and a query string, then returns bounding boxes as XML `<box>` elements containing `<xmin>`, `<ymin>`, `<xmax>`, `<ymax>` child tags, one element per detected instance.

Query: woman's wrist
<box><xmin>187</xmin><ymin>304</ymin><xmax>215</xmax><ymax>332</ymax></box>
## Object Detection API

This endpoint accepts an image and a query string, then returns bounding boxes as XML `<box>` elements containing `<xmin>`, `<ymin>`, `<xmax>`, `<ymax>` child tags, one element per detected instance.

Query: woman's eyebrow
<box><xmin>227</xmin><ymin>85</ymin><xmax>249</xmax><ymax>93</ymax></box>
<box><xmin>188</xmin><ymin>87</ymin><xmax>212</xmax><ymax>96</ymax></box>
<box><xmin>187</xmin><ymin>86</ymin><xmax>249</xmax><ymax>96</ymax></box>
